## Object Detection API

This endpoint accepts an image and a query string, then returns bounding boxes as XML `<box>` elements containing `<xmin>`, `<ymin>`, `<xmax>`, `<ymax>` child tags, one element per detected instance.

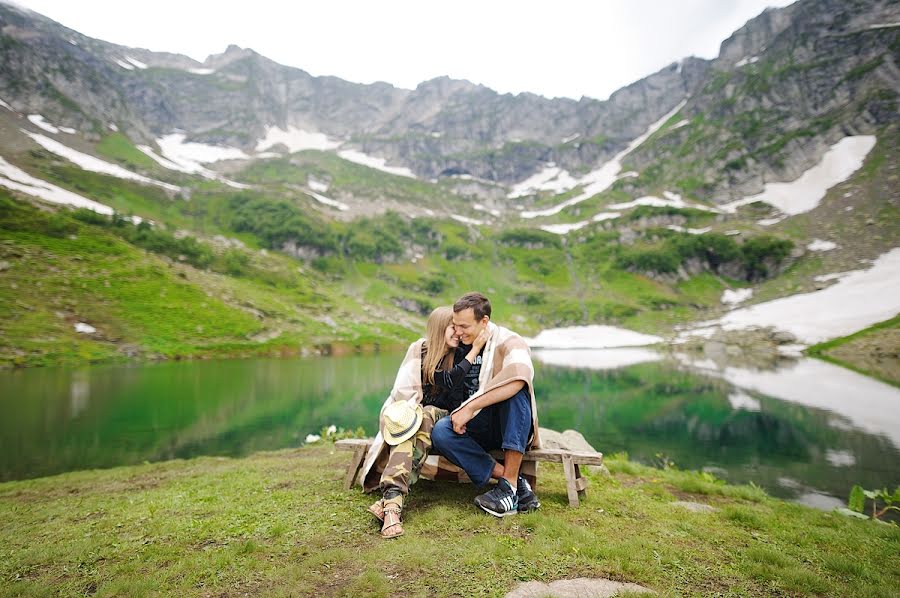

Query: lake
<box><xmin>1</xmin><ymin>351</ymin><xmax>898</xmax><ymax>510</ymax></box>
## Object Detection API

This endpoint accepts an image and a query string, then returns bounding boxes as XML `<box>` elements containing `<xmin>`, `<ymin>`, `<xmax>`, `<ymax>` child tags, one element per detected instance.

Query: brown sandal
<box><xmin>368</xmin><ymin>499</ymin><xmax>385</xmax><ymax>522</ymax></box>
<box><xmin>381</xmin><ymin>505</ymin><xmax>404</xmax><ymax>539</ymax></box>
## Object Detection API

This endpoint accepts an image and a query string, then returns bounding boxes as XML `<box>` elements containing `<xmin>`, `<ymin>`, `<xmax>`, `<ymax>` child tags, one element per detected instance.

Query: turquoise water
<box><xmin>1</xmin><ymin>352</ymin><xmax>898</xmax><ymax>509</ymax></box>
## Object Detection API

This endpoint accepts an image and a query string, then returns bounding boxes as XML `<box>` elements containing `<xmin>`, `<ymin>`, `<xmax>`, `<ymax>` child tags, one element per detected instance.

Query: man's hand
<box><xmin>451</xmin><ymin>405</ymin><xmax>474</xmax><ymax>434</ymax></box>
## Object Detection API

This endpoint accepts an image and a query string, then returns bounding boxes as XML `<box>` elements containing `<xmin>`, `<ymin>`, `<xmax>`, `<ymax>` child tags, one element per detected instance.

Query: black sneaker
<box><xmin>517</xmin><ymin>475</ymin><xmax>540</xmax><ymax>512</ymax></box>
<box><xmin>474</xmin><ymin>477</ymin><xmax>518</xmax><ymax>517</ymax></box>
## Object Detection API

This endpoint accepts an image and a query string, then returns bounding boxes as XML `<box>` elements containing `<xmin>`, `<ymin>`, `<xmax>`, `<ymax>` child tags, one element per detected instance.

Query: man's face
<box><xmin>452</xmin><ymin>308</ymin><xmax>488</xmax><ymax>345</ymax></box>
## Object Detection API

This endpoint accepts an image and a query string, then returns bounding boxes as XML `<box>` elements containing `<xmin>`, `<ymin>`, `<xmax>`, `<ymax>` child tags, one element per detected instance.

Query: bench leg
<box><xmin>344</xmin><ymin>446</ymin><xmax>367</xmax><ymax>490</ymax></box>
<box><xmin>574</xmin><ymin>463</ymin><xmax>587</xmax><ymax>502</ymax></box>
<box><xmin>562</xmin><ymin>455</ymin><xmax>580</xmax><ymax>507</ymax></box>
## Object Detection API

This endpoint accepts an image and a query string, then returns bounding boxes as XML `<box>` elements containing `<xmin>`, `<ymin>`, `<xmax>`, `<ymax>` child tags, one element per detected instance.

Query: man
<box><xmin>431</xmin><ymin>292</ymin><xmax>541</xmax><ymax>517</ymax></box>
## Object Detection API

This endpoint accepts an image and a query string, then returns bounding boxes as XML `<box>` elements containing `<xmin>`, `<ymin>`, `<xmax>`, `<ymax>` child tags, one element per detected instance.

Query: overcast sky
<box><xmin>15</xmin><ymin>0</ymin><xmax>796</xmax><ymax>100</ymax></box>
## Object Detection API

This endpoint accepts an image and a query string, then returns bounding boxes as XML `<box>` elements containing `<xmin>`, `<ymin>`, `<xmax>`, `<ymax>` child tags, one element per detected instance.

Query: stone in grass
<box><xmin>672</xmin><ymin>500</ymin><xmax>717</xmax><ymax>513</ymax></box>
<box><xmin>506</xmin><ymin>577</ymin><xmax>653</xmax><ymax>597</ymax></box>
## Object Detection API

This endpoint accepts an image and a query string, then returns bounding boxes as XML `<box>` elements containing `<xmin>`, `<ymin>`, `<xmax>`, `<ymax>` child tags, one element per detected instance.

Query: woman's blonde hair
<box><xmin>422</xmin><ymin>306</ymin><xmax>454</xmax><ymax>386</ymax></box>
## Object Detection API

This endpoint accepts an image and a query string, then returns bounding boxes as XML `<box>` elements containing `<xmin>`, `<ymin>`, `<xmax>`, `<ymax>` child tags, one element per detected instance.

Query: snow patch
<box><xmin>728</xmin><ymin>391</ymin><xmax>761</xmax><ymax>411</ymax></box>
<box><xmin>609</xmin><ymin>191</ymin><xmax>719</xmax><ymax>212</ymax></box>
<box><xmin>158</xmin><ymin>133</ymin><xmax>249</xmax><ymax>165</ymax></box>
<box><xmin>532</xmin><ymin>348</ymin><xmax>661</xmax><ymax>370</ymax></box>
<box><xmin>712</xmin><ymin>247</ymin><xmax>900</xmax><ymax>344</ymax></box>
<box><xmin>0</xmin><ymin>98</ymin><xmax>12</xmax><ymax>111</ymax></box>
<box><xmin>188</xmin><ymin>68</ymin><xmax>215</xmax><ymax>75</ymax></box>
<box><xmin>508</xmin><ymin>165</ymin><xmax>578</xmax><ymax>199</ymax></box>
<box><xmin>539</xmin><ymin>212</ymin><xmax>621</xmax><ymax>235</ymax></box>
<box><xmin>27</xmin><ymin>115</ymin><xmax>60</xmax><ymax>134</ymax></box>
<box><xmin>527</xmin><ymin>325</ymin><xmax>663</xmax><ymax>349</ymax></box>
<box><xmin>114</xmin><ymin>58</ymin><xmax>135</xmax><ymax>70</ymax></box>
<box><xmin>671</xmin><ymin>119</ymin><xmax>690</xmax><ymax>130</ymax></box>
<box><xmin>735</xmin><ymin>56</ymin><xmax>760</xmax><ymax>67</ymax></box>
<box><xmin>824</xmin><ymin>449</ymin><xmax>856</xmax><ymax>467</ymax></box>
<box><xmin>337</xmin><ymin>149</ymin><xmax>416</xmax><ymax>178</ymax></box>
<box><xmin>720</xmin><ymin>136</ymin><xmax>876</xmax><ymax>216</ymax></box>
<box><xmin>807</xmin><ymin>239</ymin><xmax>837</xmax><ymax>252</ymax></box>
<box><xmin>124</xmin><ymin>56</ymin><xmax>148</xmax><ymax>69</ymax></box>
<box><xmin>473</xmin><ymin>203</ymin><xmax>501</xmax><ymax>217</ymax></box>
<box><xmin>309</xmin><ymin>191</ymin><xmax>348</xmax><ymax>211</ymax></box>
<box><xmin>667</xmin><ymin>225</ymin><xmax>711</xmax><ymax>235</ymax></box>
<box><xmin>520</xmin><ymin>99</ymin><xmax>687</xmax><ymax>219</ymax></box>
<box><xmin>0</xmin><ymin>155</ymin><xmax>115</xmax><ymax>215</ymax></box>
<box><xmin>757</xmin><ymin>216</ymin><xmax>786</xmax><ymax>226</ymax></box>
<box><xmin>255</xmin><ymin>126</ymin><xmax>341</xmax><ymax>153</ymax></box>
<box><xmin>540</xmin><ymin>221</ymin><xmax>589</xmax><ymax>235</ymax></box>
<box><xmin>23</xmin><ymin>131</ymin><xmax>180</xmax><ymax>192</ymax></box>
<box><xmin>560</xmin><ymin>133</ymin><xmax>580</xmax><ymax>143</ymax></box>
<box><xmin>74</xmin><ymin>322</ymin><xmax>96</xmax><ymax>334</ymax></box>
<box><xmin>721</xmin><ymin>288</ymin><xmax>753</xmax><ymax>305</ymax></box>
<box><xmin>450</xmin><ymin>214</ymin><xmax>483</xmax><ymax>226</ymax></box>
<box><xmin>868</xmin><ymin>22</ymin><xmax>900</xmax><ymax>29</ymax></box>
<box><xmin>307</xmin><ymin>177</ymin><xmax>329</xmax><ymax>193</ymax></box>
<box><xmin>814</xmin><ymin>271</ymin><xmax>856</xmax><ymax>283</ymax></box>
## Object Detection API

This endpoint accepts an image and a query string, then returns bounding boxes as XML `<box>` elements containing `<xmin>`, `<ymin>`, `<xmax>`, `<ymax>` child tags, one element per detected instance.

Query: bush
<box><xmin>741</xmin><ymin>235</ymin><xmax>793</xmax><ymax>279</ymax></box>
<box><xmin>616</xmin><ymin>246</ymin><xmax>680</xmax><ymax>273</ymax></box>
<box><xmin>498</xmin><ymin>228</ymin><xmax>562</xmax><ymax>248</ymax></box>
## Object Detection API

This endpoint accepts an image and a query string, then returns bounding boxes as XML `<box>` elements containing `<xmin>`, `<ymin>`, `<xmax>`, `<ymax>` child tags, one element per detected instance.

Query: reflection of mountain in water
<box><xmin>1</xmin><ymin>354</ymin><xmax>897</xmax><ymax>508</ymax></box>
<box><xmin>533</xmin><ymin>359</ymin><xmax>900</xmax><ymax>504</ymax></box>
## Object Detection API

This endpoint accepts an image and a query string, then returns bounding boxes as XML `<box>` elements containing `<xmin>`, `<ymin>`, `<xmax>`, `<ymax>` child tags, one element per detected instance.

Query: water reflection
<box><xmin>0</xmin><ymin>352</ymin><xmax>897</xmax><ymax>512</ymax></box>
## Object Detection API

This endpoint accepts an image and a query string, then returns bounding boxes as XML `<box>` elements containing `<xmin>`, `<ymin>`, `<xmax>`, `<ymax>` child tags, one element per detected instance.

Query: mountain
<box><xmin>0</xmin><ymin>0</ymin><xmax>897</xmax><ymax>369</ymax></box>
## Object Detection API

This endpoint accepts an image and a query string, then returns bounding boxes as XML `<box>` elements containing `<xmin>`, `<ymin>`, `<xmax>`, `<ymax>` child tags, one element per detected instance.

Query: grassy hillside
<box><xmin>0</xmin><ymin>444</ymin><xmax>897</xmax><ymax>597</ymax></box>
<box><xmin>2</xmin><ymin>116</ymin><xmax>898</xmax><ymax>368</ymax></box>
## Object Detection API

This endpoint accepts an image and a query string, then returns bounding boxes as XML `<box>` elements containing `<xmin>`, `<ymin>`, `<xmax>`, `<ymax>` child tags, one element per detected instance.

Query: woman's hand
<box><xmin>472</xmin><ymin>327</ymin><xmax>489</xmax><ymax>351</ymax></box>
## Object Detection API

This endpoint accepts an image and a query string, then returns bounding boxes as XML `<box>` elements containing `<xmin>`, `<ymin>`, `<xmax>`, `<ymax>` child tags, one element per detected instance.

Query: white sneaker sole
<box><xmin>476</xmin><ymin>502</ymin><xmax>519</xmax><ymax>518</ymax></box>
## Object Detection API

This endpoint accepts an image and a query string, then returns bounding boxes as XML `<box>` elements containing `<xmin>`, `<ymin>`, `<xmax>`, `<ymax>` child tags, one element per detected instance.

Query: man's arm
<box><xmin>450</xmin><ymin>379</ymin><xmax>525</xmax><ymax>434</ymax></box>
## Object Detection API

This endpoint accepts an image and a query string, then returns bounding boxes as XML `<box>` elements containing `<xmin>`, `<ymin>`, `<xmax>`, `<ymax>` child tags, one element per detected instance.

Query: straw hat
<box><xmin>382</xmin><ymin>401</ymin><xmax>423</xmax><ymax>446</ymax></box>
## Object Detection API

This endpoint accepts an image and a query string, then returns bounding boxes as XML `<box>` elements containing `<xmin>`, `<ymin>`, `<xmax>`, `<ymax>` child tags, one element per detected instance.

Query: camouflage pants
<box><xmin>380</xmin><ymin>405</ymin><xmax>448</xmax><ymax>495</ymax></box>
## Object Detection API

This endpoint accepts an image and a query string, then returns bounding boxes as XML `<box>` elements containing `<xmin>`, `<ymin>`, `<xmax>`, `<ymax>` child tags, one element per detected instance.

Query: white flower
<box><xmin>305</xmin><ymin>434</ymin><xmax>321</xmax><ymax>444</ymax></box>
<box><xmin>326</xmin><ymin>425</ymin><xmax>337</xmax><ymax>436</ymax></box>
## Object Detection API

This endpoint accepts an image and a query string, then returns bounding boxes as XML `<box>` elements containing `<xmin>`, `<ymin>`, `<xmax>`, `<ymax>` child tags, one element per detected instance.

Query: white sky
<box><xmin>14</xmin><ymin>0</ymin><xmax>796</xmax><ymax>100</ymax></box>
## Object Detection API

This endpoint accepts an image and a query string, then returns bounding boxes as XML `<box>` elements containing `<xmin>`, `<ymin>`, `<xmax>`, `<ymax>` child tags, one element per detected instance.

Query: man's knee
<box><xmin>431</xmin><ymin>417</ymin><xmax>454</xmax><ymax>449</ymax></box>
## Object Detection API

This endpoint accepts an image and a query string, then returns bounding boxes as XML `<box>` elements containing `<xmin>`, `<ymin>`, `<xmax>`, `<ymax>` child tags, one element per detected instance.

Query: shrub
<box><xmin>741</xmin><ymin>235</ymin><xmax>793</xmax><ymax>279</ymax></box>
<box><xmin>498</xmin><ymin>228</ymin><xmax>562</xmax><ymax>248</ymax></box>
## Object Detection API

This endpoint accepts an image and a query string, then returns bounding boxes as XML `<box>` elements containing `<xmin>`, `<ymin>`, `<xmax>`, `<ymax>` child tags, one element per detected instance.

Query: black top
<box><xmin>454</xmin><ymin>343</ymin><xmax>485</xmax><ymax>401</ymax></box>
<box><xmin>421</xmin><ymin>345</ymin><xmax>473</xmax><ymax>412</ymax></box>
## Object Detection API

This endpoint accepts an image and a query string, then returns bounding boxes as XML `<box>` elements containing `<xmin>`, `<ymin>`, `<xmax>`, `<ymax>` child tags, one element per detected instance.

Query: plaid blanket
<box><xmin>359</xmin><ymin>322</ymin><xmax>539</xmax><ymax>491</ymax></box>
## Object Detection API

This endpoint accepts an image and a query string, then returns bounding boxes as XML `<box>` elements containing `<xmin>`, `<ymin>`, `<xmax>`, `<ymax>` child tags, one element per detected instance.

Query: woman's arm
<box><xmin>434</xmin><ymin>328</ymin><xmax>488</xmax><ymax>389</ymax></box>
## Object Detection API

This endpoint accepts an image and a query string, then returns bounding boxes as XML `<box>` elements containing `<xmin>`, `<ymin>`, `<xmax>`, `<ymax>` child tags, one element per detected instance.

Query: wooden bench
<box><xmin>335</xmin><ymin>438</ymin><xmax>603</xmax><ymax>507</ymax></box>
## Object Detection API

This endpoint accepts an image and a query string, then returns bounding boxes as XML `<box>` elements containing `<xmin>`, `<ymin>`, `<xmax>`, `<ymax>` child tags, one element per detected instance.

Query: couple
<box><xmin>359</xmin><ymin>292</ymin><xmax>541</xmax><ymax>538</ymax></box>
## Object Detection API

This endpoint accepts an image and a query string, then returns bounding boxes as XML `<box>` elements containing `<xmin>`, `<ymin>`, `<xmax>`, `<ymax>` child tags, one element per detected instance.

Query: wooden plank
<box><xmin>574</xmin><ymin>463</ymin><xmax>587</xmax><ymax>499</ymax></box>
<box><xmin>335</xmin><ymin>438</ymin><xmax>372</xmax><ymax>451</ymax></box>
<box><xmin>561</xmin><ymin>455</ymin><xmax>580</xmax><ymax>507</ymax></box>
<box><xmin>522</xmin><ymin>449</ymin><xmax>604</xmax><ymax>466</ymax></box>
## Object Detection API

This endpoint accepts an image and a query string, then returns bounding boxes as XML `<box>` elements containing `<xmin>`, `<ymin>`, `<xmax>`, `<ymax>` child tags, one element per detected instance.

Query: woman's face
<box><xmin>444</xmin><ymin>323</ymin><xmax>460</xmax><ymax>349</ymax></box>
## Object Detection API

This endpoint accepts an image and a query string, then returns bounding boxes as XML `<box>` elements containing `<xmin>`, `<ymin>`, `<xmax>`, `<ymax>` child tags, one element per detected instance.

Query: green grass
<box><xmin>96</xmin><ymin>132</ymin><xmax>160</xmax><ymax>171</ymax></box>
<box><xmin>0</xmin><ymin>193</ymin><xmax>415</xmax><ymax>367</ymax></box>
<box><xmin>0</xmin><ymin>445</ymin><xmax>896</xmax><ymax>597</ymax></box>
<box><xmin>807</xmin><ymin>316</ymin><xmax>900</xmax><ymax>387</ymax></box>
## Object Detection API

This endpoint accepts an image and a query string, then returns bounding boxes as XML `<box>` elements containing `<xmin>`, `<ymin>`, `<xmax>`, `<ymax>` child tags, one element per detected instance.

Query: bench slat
<box><xmin>335</xmin><ymin>438</ymin><xmax>602</xmax><ymax>465</ymax></box>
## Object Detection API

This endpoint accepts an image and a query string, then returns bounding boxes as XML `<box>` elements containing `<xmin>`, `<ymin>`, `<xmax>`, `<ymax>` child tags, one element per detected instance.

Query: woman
<box><xmin>368</xmin><ymin>305</ymin><xmax>487</xmax><ymax>538</ymax></box>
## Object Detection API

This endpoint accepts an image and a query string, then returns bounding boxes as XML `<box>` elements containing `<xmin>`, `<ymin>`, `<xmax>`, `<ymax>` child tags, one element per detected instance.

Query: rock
<box><xmin>771</xmin><ymin>330</ymin><xmax>797</xmax><ymax>344</ymax></box>
<box><xmin>672</xmin><ymin>501</ymin><xmax>717</xmax><ymax>513</ymax></box>
<box><xmin>0</xmin><ymin>260</ymin><xmax>10</xmax><ymax>272</ymax></box>
<box><xmin>506</xmin><ymin>578</ymin><xmax>653</xmax><ymax>598</ymax></box>
<box><xmin>538</xmin><ymin>428</ymin><xmax>604</xmax><ymax>473</ymax></box>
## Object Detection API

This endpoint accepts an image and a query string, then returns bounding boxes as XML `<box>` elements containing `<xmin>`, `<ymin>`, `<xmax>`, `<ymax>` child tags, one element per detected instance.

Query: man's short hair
<box><xmin>453</xmin><ymin>292</ymin><xmax>492</xmax><ymax>321</ymax></box>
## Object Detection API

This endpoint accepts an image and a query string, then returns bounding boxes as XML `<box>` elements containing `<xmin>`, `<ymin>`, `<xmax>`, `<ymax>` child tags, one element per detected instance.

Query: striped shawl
<box><xmin>359</xmin><ymin>322</ymin><xmax>539</xmax><ymax>491</ymax></box>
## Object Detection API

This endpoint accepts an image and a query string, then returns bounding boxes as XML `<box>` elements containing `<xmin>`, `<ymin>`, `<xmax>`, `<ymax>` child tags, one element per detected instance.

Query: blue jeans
<box><xmin>431</xmin><ymin>386</ymin><xmax>532</xmax><ymax>486</ymax></box>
